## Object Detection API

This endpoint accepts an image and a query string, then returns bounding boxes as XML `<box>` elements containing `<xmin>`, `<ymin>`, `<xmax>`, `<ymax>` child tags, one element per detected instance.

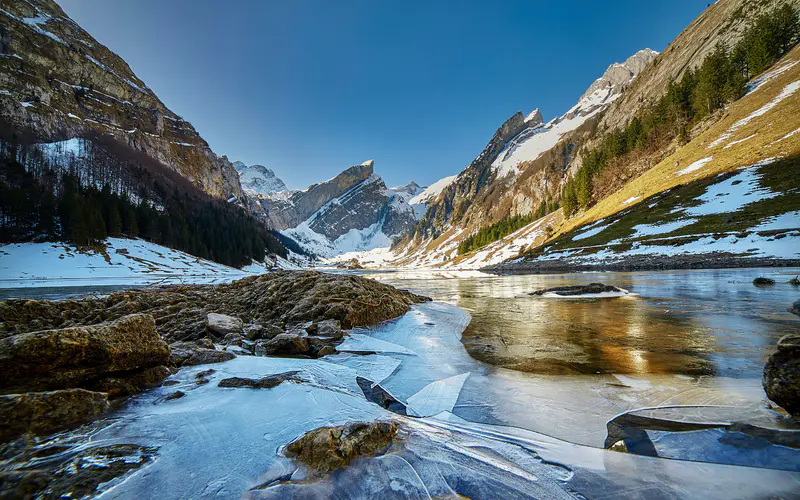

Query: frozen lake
<box><xmin>4</xmin><ymin>267</ymin><xmax>800</xmax><ymax>498</ymax></box>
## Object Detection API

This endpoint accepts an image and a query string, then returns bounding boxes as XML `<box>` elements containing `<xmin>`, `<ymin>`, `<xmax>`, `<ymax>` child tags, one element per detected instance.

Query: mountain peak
<box><xmin>525</xmin><ymin>108</ymin><xmax>544</xmax><ymax>127</ymax></box>
<box><xmin>234</xmin><ymin>161</ymin><xmax>287</xmax><ymax>197</ymax></box>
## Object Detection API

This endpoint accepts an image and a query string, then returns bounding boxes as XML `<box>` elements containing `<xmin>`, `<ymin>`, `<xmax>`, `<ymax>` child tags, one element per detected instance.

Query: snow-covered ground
<box><xmin>0</xmin><ymin>237</ymin><xmax>291</xmax><ymax>288</ymax></box>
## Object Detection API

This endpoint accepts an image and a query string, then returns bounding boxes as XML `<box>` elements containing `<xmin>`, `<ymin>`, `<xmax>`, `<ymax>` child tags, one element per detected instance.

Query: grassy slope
<box><xmin>545</xmin><ymin>46</ymin><xmax>800</xmax><ymax>243</ymax></box>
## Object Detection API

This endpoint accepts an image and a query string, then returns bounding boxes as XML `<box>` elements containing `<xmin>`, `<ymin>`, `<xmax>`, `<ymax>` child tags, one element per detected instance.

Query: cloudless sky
<box><xmin>59</xmin><ymin>0</ymin><xmax>709</xmax><ymax>189</ymax></box>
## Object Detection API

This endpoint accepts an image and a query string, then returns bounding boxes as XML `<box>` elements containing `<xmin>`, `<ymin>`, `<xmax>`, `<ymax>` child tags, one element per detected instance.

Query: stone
<box><xmin>285</xmin><ymin>421</ymin><xmax>398</xmax><ymax>474</ymax></box>
<box><xmin>529</xmin><ymin>283</ymin><xmax>625</xmax><ymax>296</ymax></box>
<box><xmin>223</xmin><ymin>333</ymin><xmax>244</xmax><ymax>346</ymax></box>
<box><xmin>0</xmin><ymin>389</ymin><xmax>109</xmax><ymax>442</ymax></box>
<box><xmin>0</xmin><ymin>470</ymin><xmax>52</xmax><ymax>498</ymax></box>
<box><xmin>165</xmin><ymin>391</ymin><xmax>185</xmax><ymax>401</ymax></box>
<box><xmin>0</xmin><ymin>314</ymin><xmax>169</xmax><ymax>394</ymax></box>
<box><xmin>90</xmin><ymin>365</ymin><xmax>170</xmax><ymax>398</ymax></box>
<box><xmin>753</xmin><ymin>277</ymin><xmax>776</xmax><ymax>286</ymax></box>
<box><xmin>763</xmin><ymin>335</ymin><xmax>800</xmax><ymax>416</ymax></box>
<box><xmin>789</xmin><ymin>299</ymin><xmax>800</xmax><ymax>317</ymax></box>
<box><xmin>261</xmin><ymin>333</ymin><xmax>309</xmax><ymax>356</ymax></box>
<box><xmin>317</xmin><ymin>346</ymin><xmax>337</xmax><ymax>357</ymax></box>
<box><xmin>310</xmin><ymin>319</ymin><xmax>343</xmax><ymax>340</ymax></box>
<box><xmin>217</xmin><ymin>372</ymin><xmax>302</xmax><ymax>389</ymax></box>
<box><xmin>170</xmin><ymin>342</ymin><xmax>236</xmax><ymax>367</ymax></box>
<box><xmin>243</xmin><ymin>324</ymin><xmax>264</xmax><ymax>341</ymax></box>
<box><xmin>206</xmin><ymin>313</ymin><xmax>243</xmax><ymax>336</ymax></box>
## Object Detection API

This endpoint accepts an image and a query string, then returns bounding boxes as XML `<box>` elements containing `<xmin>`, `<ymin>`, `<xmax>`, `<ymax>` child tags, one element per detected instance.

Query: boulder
<box><xmin>763</xmin><ymin>335</ymin><xmax>800</xmax><ymax>416</ymax></box>
<box><xmin>217</xmin><ymin>372</ymin><xmax>302</xmax><ymax>389</ymax></box>
<box><xmin>169</xmin><ymin>342</ymin><xmax>235</xmax><ymax>367</ymax></box>
<box><xmin>0</xmin><ymin>389</ymin><xmax>109</xmax><ymax>441</ymax></box>
<box><xmin>260</xmin><ymin>333</ymin><xmax>309</xmax><ymax>356</ymax></box>
<box><xmin>753</xmin><ymin>277</ymin><xmax>776</xmax><ymax>286</ymax></box>
<box><xmin>789</xmin><ymin>299</ymin><xmax>800</xmax><ymax>317</ymax></box>
<box><xmin>206</xmin><ymin>313</ymin><xmax>243</xmax><ymax>336</ymax></box>
<box><xmin>285</xmin><ymin>421</ymin><xmax>398</xmax><ymax>473</ymax></box>
<box><xmin>529</xmin><ymin>283</ymin><xmax>625</xmax><ymax>296</ymax></box>
<box><xmin>0</xmin><ymin>314</ymin><xmax>169</xmax><ymax>394</ymax></box>
<box><xmin>90</xmin><ymin>365</ymin><xmax>170</xmax><ymax>398</ymax></box>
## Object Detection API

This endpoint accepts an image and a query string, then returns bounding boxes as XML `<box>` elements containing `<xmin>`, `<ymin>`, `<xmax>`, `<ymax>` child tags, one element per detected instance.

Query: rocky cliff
<box><xmin>233</xmin><ymin>161</ymin><xmax>287</xmax><ymax>197</ymax></box>
<box><xmin>272</xmin><ymin>161</ymin><xmax>419</xmax><ymax>257</ymax></box>
<box><xmin>0</xmin><ymin>0</ymin><xmax>244</xmax><ymax>200</ymax></box>
<box><xmin>404</xmin><ymin>48</ymin><xmax>658</xmax><ymax>250</ymax></box>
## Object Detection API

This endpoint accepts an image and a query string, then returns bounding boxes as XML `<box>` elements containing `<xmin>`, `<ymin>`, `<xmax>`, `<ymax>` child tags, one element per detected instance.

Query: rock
<box><xmin>261</xmin><ymin>333</ymin><xmax>309</xmax><ymax>356</ymax></box>
<box><xmin>170</xmin><ymin>342</ymin><xmax>235</xmax><ymax>367</ymax></box>
<box><xmin>309</xmin><ymin>319</ymin><xmax>343</xmax><ymax>340</ymax></box>
<box><xmin>753</xmin><ymin>277</ymin><xmax>776</xmax><ymax>286</ymax></box>
<box><xmin>529</xmin><ymin>283</ymin><xmax>625</xmax><ymax>296</ymax></box>
<box><xmin>0</xmin><ymin>272</ymin><xmax>428</xmax><ymax>343</ymax></box>
<box><xmin>356</xmin><ymin>377</ymin><xmax>406</xmax><ymax>415</ymax></box>
<box><xmin>243</xmin><ymin>324</ymin><xmax>264</xmax><ymax>341</ymax></box>
<box><xmin>317</xmin><ymin>346</ymin><xmax>337</xmax><ymax>357</ymax></box>
<box><xmin>47</xmin><ymin>445</ymin><xmax>156</xmax><ymax>499</ymax></box>
<box><xmin>223</xmin><ymin>333</ymin><xmax>244</xmax><ymax>346</ymax></box>
<box><xmin>763</xmin><ymin>335</ymin><xmax>800</xmax><ymax>416</ymax></box>
<box><xmin>165</xmin><ymin>391</ymin><xmax>185</xmax><ymax>401</ymax></box>
<box><xmin>217</xmin><ymin>372</ymin><xmax>302</xmax><ymax>389</ymax></box>
<box><xmin>0</xmin><ymin>389</ymin><xmax>109</xmax><ymax>442</ymax></box>
<box><xmin>789</xmin><ymin>300</ymin><xmax>800</xmax><ymax>317</ymax></box>
<box><xmin>207</xmin><ymin>313</ymin><xmax>243</xmax><ymax>336</ymax></box>
<box><xmin>285</xmin><ymin>421</ymin><xmax>399</xmax><ymax>473</ymax></box>
<box><xmin>196</xmin><ymin>338</ymin><xmax>215</xmax><ymax>349</ymax></box>
<box><xmin>788</xmin><ymin>276</ymin><xmax>800</xmax><ymax>286</ymax></box>
<box><xmin>0</xmin><ymin>470</ymin><xmax>52</xmax><ymax>498</ymax></box>
<box><xmin>0</xmin><ymin>314</ymin><xmax>169</xmax><ymax>394</ymax></box>
<box><xmin>90</xmin><ymin>365</ymin><xmax>170</xmax><ymax>398</ymax></box>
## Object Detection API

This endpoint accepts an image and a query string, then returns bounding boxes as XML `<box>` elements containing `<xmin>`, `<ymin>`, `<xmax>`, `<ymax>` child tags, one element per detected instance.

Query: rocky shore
<box><xmin>486</xmin><ymin>253</ymin><xmax>800</xmax><ymax>274</ymax></box>
<box><xmin>0</xmin><ymin>271</ymin><xmax>428</xmax><ymax>443</ymax></box>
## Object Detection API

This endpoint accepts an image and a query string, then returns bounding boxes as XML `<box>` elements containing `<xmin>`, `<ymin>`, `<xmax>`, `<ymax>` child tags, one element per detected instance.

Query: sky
<box><xmin>59</xmin><ymin>0</ymin><xmax>710</xmax><ymax>190</ymax></box>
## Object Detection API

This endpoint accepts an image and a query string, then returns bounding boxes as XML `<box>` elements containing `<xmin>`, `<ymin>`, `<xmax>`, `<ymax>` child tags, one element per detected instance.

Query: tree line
<box><xmin>457</xmin><ymin>197</ymin><xmax>558</xmax><ymax>255</ymax></box>
<box><xmin>562</xmin><ymin>4</ymin><xmax>800</xmax><ymax>217</ymax></box>
<box><xmin>0</xmin><ymin>138</ymin><xmax>288</xmax><ymax>268</ymax></box>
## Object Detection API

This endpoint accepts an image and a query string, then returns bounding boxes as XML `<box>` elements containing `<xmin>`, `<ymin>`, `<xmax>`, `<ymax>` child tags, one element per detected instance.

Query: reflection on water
<box><xmin>365</xmin><ymin>268</ymin><xmax>800</xmax><ymax>377</ymax></box>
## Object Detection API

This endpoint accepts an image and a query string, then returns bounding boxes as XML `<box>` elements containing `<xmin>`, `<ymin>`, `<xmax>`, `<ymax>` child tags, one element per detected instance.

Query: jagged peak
<box><xmin>360</xmin><ymin>159</ymin><xmax>375</xmax><ymax>168</ymax></box>
<box><xmin>524</xmin><ymin>108</ymin><xmax>544</xmax><ymax>126</ymax></box>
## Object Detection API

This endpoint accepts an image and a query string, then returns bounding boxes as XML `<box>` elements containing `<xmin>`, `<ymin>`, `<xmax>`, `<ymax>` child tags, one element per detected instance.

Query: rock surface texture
<box><xmin>0</xmin><ymin>271</ymin><xmax>429</xmax><ymax>342</ymax></box>
<box><xmin>529</xmin><ymin>283</ymin><xmax>626</xmax><ymax>296</ymax></box>
<box><xmin>0</xmin><ymin>0</ymin><xmax>244</xmax><ymax>200</ymax></box>
<box><xmin>763</xmin><ymin>335</ymin><xmax>800</xmax><ymax>416</ymax></box>
<box><xmin>285</xmin><ymin>421</ymin><xmax>399</xmax><ymax>474</ymax></box>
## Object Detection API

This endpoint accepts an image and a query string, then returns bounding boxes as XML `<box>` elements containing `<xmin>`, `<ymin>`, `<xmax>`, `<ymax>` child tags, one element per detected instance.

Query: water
<box><xmin>364</xmin><ymin>268</ymin><xmax>800</xmax><ymax>378</ymax></box>
<box><xmin>3</xmin><ymin>267</ymin><xmax>800</xmax><ymax>498</ymax></box>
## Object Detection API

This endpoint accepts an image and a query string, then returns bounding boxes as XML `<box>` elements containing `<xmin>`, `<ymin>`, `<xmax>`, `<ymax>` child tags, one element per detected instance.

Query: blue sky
<box><xmin>59</xmin><ymin>0</ymin><xmax>708</xmax><ymax>189</ymax></box>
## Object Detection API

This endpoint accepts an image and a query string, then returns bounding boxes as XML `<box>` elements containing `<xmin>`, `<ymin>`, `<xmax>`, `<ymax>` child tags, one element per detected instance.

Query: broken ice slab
<box><xmin>323</xmin><ymin>353</ymin><xmax>402</xmax><ymax>386</ymax></box>
<box><xmin>407</xmin><ymin>372</ymin><xmax>470</xmax><ymax>417</ymax></box>
<box><xmin>336</xmin><ymin>333</ymin><xmax>416</xmax><ymax>355</ymax></box>
<box><xmin>605</xmin><ymin>405</ymin><xmax>800</xmax><ymax>470</ymax></box>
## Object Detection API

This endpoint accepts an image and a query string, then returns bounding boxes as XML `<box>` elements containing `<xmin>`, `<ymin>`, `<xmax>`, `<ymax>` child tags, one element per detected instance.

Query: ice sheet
<box><xmin>406</xmin><ymin>372</ymin><xmax>470</xmax><ymax>417</ymax></box>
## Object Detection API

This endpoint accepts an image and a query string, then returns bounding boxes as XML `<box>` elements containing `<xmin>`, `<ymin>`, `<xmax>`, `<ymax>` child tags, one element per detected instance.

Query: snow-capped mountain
<box><xmin>492</xmin><ymin>49</ymin><xmax>658</xmax><ymax>178</ymax></box>
<box><xmin>265</xmin><ymin>161</ymin><xmax>420</xmax><ymax>257</ymax></box>
<box><xmin>233</xmin><ymin>161</ymin><xmax>288</xmax><ymax>197</ymax></box>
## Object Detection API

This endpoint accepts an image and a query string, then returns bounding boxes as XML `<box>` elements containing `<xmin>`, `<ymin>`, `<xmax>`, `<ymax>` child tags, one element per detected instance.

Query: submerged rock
<box><xmin>218</xmin><ymin>372</ymin><xmax>303</xmax><ymax>389</ymax></box>
<box><xmin>753</xmin><ymin>277</ymin><xmax>776</xmax><ymax>286</ymax></box>
<box><xmin>789</xmin><ymin>299</ymin><xmax>800</xmax><ymax>317</ymax></box>
<box><xmin>763</xmin><ymin>335</ymin><xmax>800</xmax><ymax>416</ymax></box>
<box><xmin>207</xmin><ymin>313</ymin><xmax>243</xmax><ymax>336</ymax></box>
<box><xmin>0</xmin><ymin>389</ymin><xmax>109</xmax><ymax>441</ymax></box>
<box><xmin>285</xmin><ymin>421</ymin><xmax>399</xmax><ymax>474</ymax></box>
<box><xmin>0</xmin><ymin>314</ymin><xmax>169</xmax><ymax>394</ymax></box>
<box><xmin>529</xmin><ymin>283</ymin><xmax>625</xmax><ymax>296</ymax></box>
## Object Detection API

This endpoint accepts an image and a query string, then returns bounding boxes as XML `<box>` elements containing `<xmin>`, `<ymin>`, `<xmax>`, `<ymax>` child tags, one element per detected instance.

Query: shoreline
<box><xmin>484</xmin><ymin>255</ymin><xmax>800</xmax><ymax>275</ymax></box>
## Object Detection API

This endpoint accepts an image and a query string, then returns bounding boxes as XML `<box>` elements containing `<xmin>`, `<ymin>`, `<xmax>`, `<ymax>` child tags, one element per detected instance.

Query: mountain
<box><xmin>391</xmin><ymin>48</ymin><xmax>657</xmax><ymax>261</ymax></box>
<box><xmin>0</xmin><ymin>0</ymin><xmax>289</xmax><ymax>269</ymax></box>
<box><xmin>266</xmin><ymin>160</ymin><xmax>420</xmax><ymax>257</ymax></box>
<box><xmin>0</xmin><ymin>0</ymin><xmax>244</xmax><ymax>201</ymax></box>
<box><xmin>390</xmin><ymin>0</ymin><xmax>800</xmax><ymax>270</ymax></box>
<box><xmin>233</xmin><ymin>161</ymin><xmax>287</xmax><ymax>197</ymax></box>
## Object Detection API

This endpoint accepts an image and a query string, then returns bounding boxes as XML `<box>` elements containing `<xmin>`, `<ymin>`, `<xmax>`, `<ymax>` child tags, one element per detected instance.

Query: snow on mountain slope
<box><xmin>233</xmin><ymin>161</ymin><xmax>287</xmax><ymax>197</ymax></box>
<box><xmin>0</xmin><ymin>238</ymin><xmax>289</xmax><ymax>288</ymax></box>
<box><xmin>409</xmin><ymin>175</ymin><xmax>457</xmax><ymax>206</ymax></box>
<box><xmin>279</xmin><ymin>166</ymin><xmax>419</xmax><ymax>258</ymax></box>
<box><xmin>492</xmin><ymin>49</ymin><xmax>658</xmax><ymax>178</ymax></box>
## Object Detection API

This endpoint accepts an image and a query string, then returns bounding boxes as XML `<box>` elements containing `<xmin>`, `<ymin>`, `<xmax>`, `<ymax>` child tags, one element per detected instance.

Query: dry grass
<box><xmin>547</xmin><ymin>45</ymin><xmax>800</xmax><ymax>243</ymax></box>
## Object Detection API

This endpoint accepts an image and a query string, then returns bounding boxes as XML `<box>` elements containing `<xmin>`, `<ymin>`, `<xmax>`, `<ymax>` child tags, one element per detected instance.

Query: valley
<box><xmin>1</xmin><ymin>0</ymin><xmax>799</xmax><ymax>498</ymax></box>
